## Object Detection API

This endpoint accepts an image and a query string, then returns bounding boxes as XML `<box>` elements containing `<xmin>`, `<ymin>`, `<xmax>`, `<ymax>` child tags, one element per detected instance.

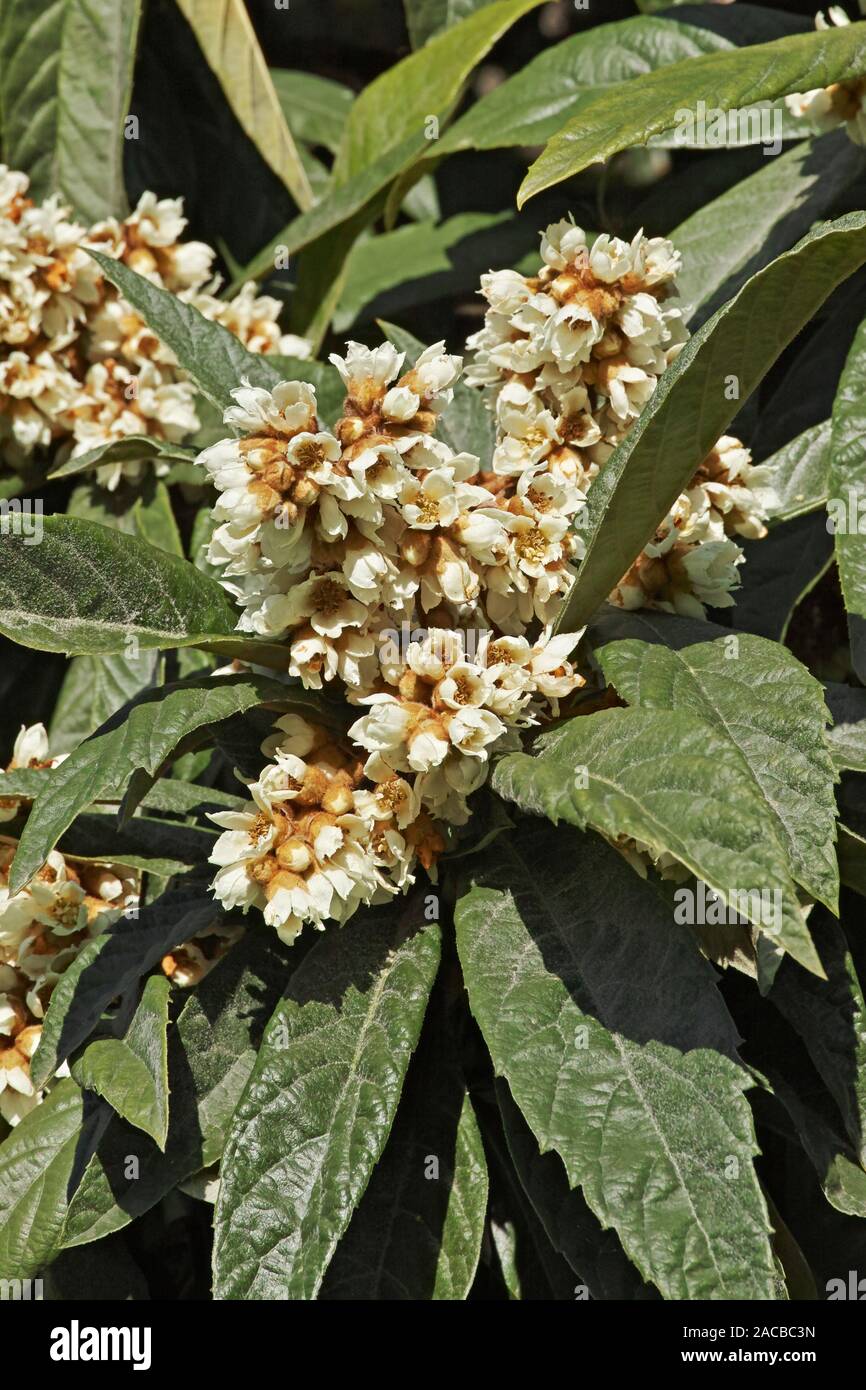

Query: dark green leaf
<box><xmin>31</xmin><ymin>876</ymin><xmax>220</xmax><ymax>1089</ymax></box>
<box><xmin>596</xmin><ymin>633</ymin><xmax>839</xmax><ymax>910</ymax></box>
<box><xmin>829</xmin><ymin>311</ymin><xmax>866</xmax><ymax>618</ymax></box>
<box><xmin>0</xmin><ymin>515</ymin><xmax>238</xmax><ymax>656</ymax></box>
<box><xmin>455</xmin><ymin>825</ymin><xmax>775</xmax><ymax>1299</ymax></box>
<box><xmin>47</xmin><ymin>436</ymin><xmax>195</xmax><ymax>482</ymax></box>
<box><xmin>520</xmin><ymin>20</ymin><xmax>866</xmax><ymax>202</ymax></box>
<box><xmin>492</xmin><ymin>706</ymin><xmax>822</xmax><ymax>975</ymax></box>
<box><xmin>11</xmin><ymin>673</ymin><xmax>284</xmax><ymax>893</ymax></box>
<box><xmin>0</xmin><ymin>0</ymin><xmax>141</xmax><ymax>220</ymax></box>
<box><xmin>0</xmin><ymin>1080</ymin><xmax>85</xmax><ymax>1279</ymax></box>
<box><xmin>556</xmin><ymin>214</ymin><xmax>866</xmax><ymax>633</ymax></box>
<box><xmin>88</xmin><ymin>250</ymin><xmax>285</xmax><ymax>413</ymax></box>
<box><xmin>770</xmin><ymin>911</ymin><xmax>866</xmax><ymax>1165</ymax></box>
<box><xmin>60</xmin><ymin>928</ymin><xmax>294</xmax><ymax>1246</ymax></box>
<box><xmin>213</xmin><ymin>903</ymin><xmax>441</xmax><ymax>1299</ymax></box>
<box><xmin>321</xmin><ymin>983</ymin><xmax>487</xmax><ymax>1300</ymax></box>
<box><xmin>673</xmin><ymin>133</ymin><xmax>865</xmax><ymax>326</ymax></box>
<box><xmin>72</xmin><ymin>974</ymin><xmax>170</xmax><ymax>1148</ymax></box>
<box><xmin>496</xmin><ymin>1079</ymin><xmax>655</xmax><ymax>1300</ymax></box>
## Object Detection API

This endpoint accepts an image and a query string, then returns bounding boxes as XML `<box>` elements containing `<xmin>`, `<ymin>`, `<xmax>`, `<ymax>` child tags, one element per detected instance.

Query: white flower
<box><xmin>588</xmin><ymin>233</ymin><xmax>635</xmax><ymax>283</ymax></box>
<box><xmin>354</xmin><ymin>775</ymin><xmax>420</xmax><ymax>830</ymax></box>
<box><xmin>406</xmin><ymin>629</ymin><xmax>466</xmax><ymax>681</ymax></box>
<box><xmin>269</xmin><ymin>571</ymin><xmax>369</xmax><ymax>639</ymax></box>
<box><xmin>479</xmin><ymin>268</ymin><xmax>532</xmax><ymax>315</ymax></box>
<box><xmin>400</xmin><ymin>468</ymin><xmax>462</xmax><ymax>529</ymax></box>
<box><xmin>224</xmin><ymin>378</ymin><xmax>318</xmax><ymax>436</ymax></box>
<box><xmin>349</xmin><ymin>697</ymin><xmax>413</xmax><ymax>758</ymax></box>
<box><xmin>10</xmin><ymin>723</ymin><xmax>50</xmax><ymax>768</ymax></box>
<box><xmin>446</xmin><ymin>706</ymin><xmax>504</xmax><ymax>757</ymax></box>
<box><xmin>678</xmin><ymin>539</ymin><xmax>744</xmax><ymax>612</ymax></box>
<box><xmin>401</xmin><ymin>341</ymin><xmax>462</xmax><ymax>409</ymax></box>
<box><xmin>382</xmin><ymin>385</ymin><xmax>420</xmax><ymax>421</ymax></box>
<box><xmin>433</xmin><ymin>661</ymin><xmax>492</xmax><ymax>711</ymax></box>
<box><xmin>330</xmin><ymin>340</ymin><xmax>403</xmax><ymax>397</ymax></box>
<box><xmin>407</xmin><ymin>722</ymin><xmax>450</xmax><ymax>772</ymax></box>
<box><xmin>540</xmin><ymin>218</ymin><xmax>588</xmax><ymax>271</ymax></box>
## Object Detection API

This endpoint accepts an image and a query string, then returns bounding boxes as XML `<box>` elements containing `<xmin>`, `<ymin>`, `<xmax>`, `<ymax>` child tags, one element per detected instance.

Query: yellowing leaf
<box><xmin>176</xmin><ymin>0</ymin><xmax>313</xmax><ymax>211</ymax></box>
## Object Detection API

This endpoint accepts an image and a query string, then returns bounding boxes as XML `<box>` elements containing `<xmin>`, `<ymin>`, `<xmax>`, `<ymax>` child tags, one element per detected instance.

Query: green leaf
<box><xmin>47</xmin><ymin>436</ymin><xmax>195</xmax><ymax>481</ymax></box>
<box><xmin>336</xmin><ymin>210</ymin><xmax>513</xmax><ymax>331</ymax></box>
<box><xmin>0</xmin><ymin>1080</ymin><xmax>85</xmax><ymax>1280</ymax></box>
<box><xmin>132</xmin><ymin>479</ymin><xmax>184</xmax><ymax>557</ymax></box>
<box><xmin>58</xmin><ymin>810</ymin><xmax>217</xmax><ymax>879</ymax></box>
<box><xmin>0</xmin><ymin>767</ymin><xmax>51</xmax><ymax>800</ymax></box>
<box><xmin>770</xmin><ymin>911</ymin><xmax>866</xmax><ymax>1165</ymax></box>
<box><xmin>31</xmin><ymin>876</ymin><xmax>220</xmax><ymax>1090</ymax></box>
<box><xmin>825</xmin><ymin>684</ymin><xmax>866</xmax><ymax>772</ymax></box>
<box><xmin>175</xmin><ymin>0</ymin><xmax>312</xmax><ymax>210</ymax></box>
<box><xmin>90</xmin><ymin>253</ymin><xmax>342</xmax><ymax>428</ymax></box>
<box><xmin>335</xmin><ymin>0</ymin><xmax>543</xmax><ymax>179</ymax></box>
<box><xmin>438</xmin><ymin>14</ymin><xmax>734</xmax><ymax>156</ymax></box>
<box><xmin>212</xmin><ymin>904</ymin><xmax>441</xmax><ymax>1300</ymax></box>
<box><xmin>519</xmin><ymin>20</ymin><xmax>866</xmax><ymax>203</ymax></box>
<box><xmin>61</xmin><ymin>929</ymin><xmax>293</xmax><ymax>1247</ymax></box>
<box><xmin>455</xmin><ymin>825</ymin><xmax>776</xmax><ymax>1299</ymax></box>
<box><xmin>496</xmin><ymin>1080</ymin><xmax>654</xmax><ymax>1300</ymax></box>
<box><xmin>733</xmin><ymin>511</ymin><xmax>834</xmax><ymax>642</ymax></box>
<box><xmin>135</xmin><ymin>777</ymin><xmax>246</xmax><ymax>816</ymax></box>
<box><xmin>320</xmin><ymin>985</ymin><xmax>487</xmax><ymax>1300</ymax></box>
<box><xmin>595</xmin><ymin>633</ymin><xmax>839</xmax><ymax>910</ymax></box>
<box><xmin>765</xmin><ymin>1066</ymin><xmax>866</xmax><ymax>1218</ymax></box>
<box><xmin>0</xmin><ymin>0</ymin><xmax>141</xmax><ymax>220</ymax></box>
<box><xmin>380</xmin><ymin>320</ymin><xmax>494</xmax><ymax>468</ymax></box>
<box><xmin>269</xmin><ymin>69</ymin><xmax>354</xmax><ymax>155</ymax></box>
<box><xmin>72</xmin><ymin>975</ymin><xmax>170</xmax><ymax>1148</ymax></box>
<box><xmin>139</xmin><ymin>778</ymin><xmax>245</xmax><ymax>816</ymax></box>
<box><xmin>0</xmin><ymin>515</ymin><xmax>238</xmax><ymax>656</ymax></box>
<box><xmin>481</xmin><ymin>1100</ymin><xmax>579</xmax><ymax>1299</ymax></box>
<box><xmin>11</xmin><ymin>673</ymin><xmax>284</xmax><ymax>894</ymax></box>
<box><xmin>403</xmin><ymin>0</ymin><xmax>499</xmax><ymax>49</ymax></box>
<box><xmin>757</xmin><ymin>420</ymin><xmax>831</xmax><ymax>524</ymax></box>
<box><xmin>672</xmin><ymin>133</ymin><xmax>865</xmax><ymax>326</ymax></box>
<box><xmin>0</xmin><ymin>0</ymin><xmax>65</xmax><ymax>199</ymax></box>
<box><xmin>49</xmin><ymin>650</ymin><xmax>160</xmax><ymax>756</ymax></box>
<box><xmin>556</xmin><ymin>214</ymin><xmax>866</xmax><ymax>633</ymax></box>
<box><xmin>88</xmin><ymin>250</ymin><xmax>286</xmax><ymax>413</ymax></box>
<box><xmin>236</xmin><ymin>0</ymin><xmax>544</xmax><ymax>285</ymax></box>
<box><xmin>492</xmin><ymin>706</ymin><xmax>822</xmax><ymax>977</ymax></box>
<box><xmin>829</xmin><ymin>311</ymin><xmax>866</xmax><ymax>618</ymax></box>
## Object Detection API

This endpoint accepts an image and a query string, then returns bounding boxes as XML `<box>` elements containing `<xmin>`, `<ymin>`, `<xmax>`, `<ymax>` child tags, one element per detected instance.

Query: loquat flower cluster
<box><xmin>0</xmin><ymin>168</ymin><xmax>308</xmax><ymax>489</ymax></box>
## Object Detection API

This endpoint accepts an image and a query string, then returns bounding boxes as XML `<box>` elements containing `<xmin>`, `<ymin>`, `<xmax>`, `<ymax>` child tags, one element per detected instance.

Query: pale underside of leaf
<box><xmin>175</xmin><ymin>0</ymin><xmax>313</xmax><ymax>211</ymax></box>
